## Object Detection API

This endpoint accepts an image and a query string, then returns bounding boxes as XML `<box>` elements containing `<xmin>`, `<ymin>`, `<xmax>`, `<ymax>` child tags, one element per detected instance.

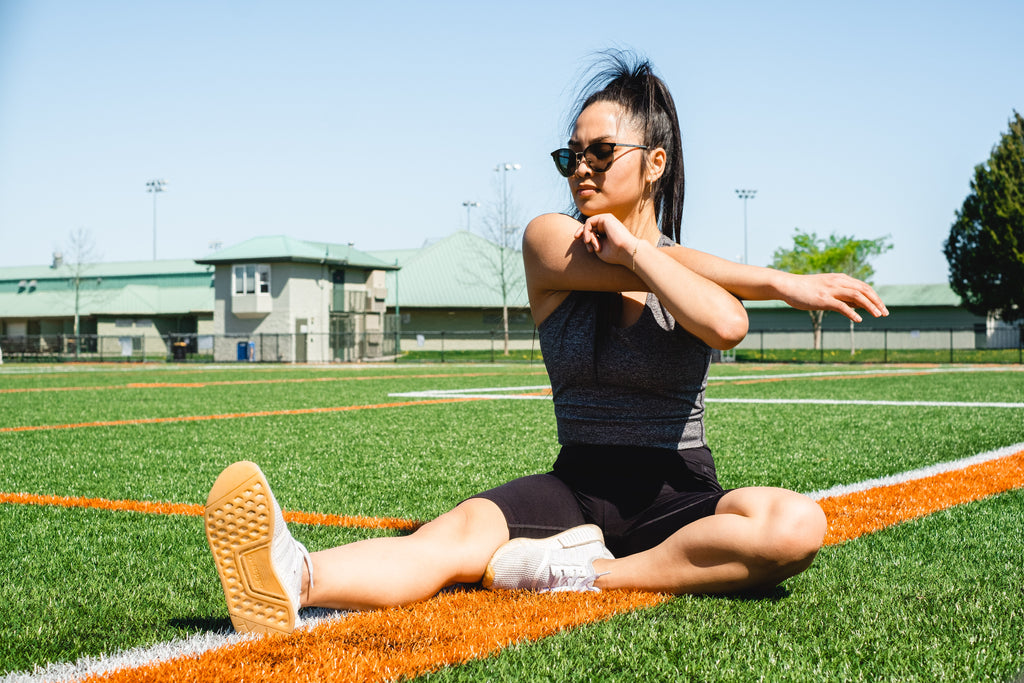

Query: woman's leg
<box><xmin>594</xmin><ymin>487</ymin><xmax>826</xmax><ymax>594</ymax></box>
<box><xmin>303</xmin><ymin>497</ymin><xmax>510</xmax><ymax>611</ymax></box>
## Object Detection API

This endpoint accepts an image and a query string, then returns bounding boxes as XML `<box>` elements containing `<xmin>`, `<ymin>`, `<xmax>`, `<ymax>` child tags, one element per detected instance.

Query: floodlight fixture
<box><xmin>734</xmin><ymin>189</ymin><xmax>757</xmax><ymax>264</ymax></box>
<box><xmin>146</xmin><ymin>178</ymin><xmax>168</xmax><ymax>260</ymax></box>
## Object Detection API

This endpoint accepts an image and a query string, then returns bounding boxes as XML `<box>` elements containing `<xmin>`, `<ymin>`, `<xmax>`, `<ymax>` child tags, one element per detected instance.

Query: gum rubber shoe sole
<box><xmin>205</xmin><ymin>460</ymin><xmax>296</xmax><ymax>635</ymax></box>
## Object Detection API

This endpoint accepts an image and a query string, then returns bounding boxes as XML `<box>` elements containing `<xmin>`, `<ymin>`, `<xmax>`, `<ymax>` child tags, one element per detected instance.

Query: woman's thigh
<box><xmin>470</xmin><ymin>473</ymin><xmax>587</xmax><ymax>540</ymax></box>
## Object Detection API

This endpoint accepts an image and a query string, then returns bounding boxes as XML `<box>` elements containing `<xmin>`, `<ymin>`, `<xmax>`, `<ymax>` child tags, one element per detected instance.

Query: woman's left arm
<box><xmin>666</xmin><ymin>246</ymin><xmax>890</xmax><ymax>323</ymax></box>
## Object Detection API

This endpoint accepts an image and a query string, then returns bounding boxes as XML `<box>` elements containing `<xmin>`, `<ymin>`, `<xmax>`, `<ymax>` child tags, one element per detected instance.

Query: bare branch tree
<box><xmin>473</xmin><ymin>171</ymin><xmax>527</xmax><ymax>355</ymax></box>
<box><xmin>60</xmin><ymin>227</ymin><xmax>101</xmax><ymax>357</ymax></box>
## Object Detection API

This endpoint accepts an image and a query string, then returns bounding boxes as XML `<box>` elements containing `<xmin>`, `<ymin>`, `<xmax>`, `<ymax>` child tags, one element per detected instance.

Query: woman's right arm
<box><xmin>524</xmin><ymin>213</ymin><xmax>749</xmax><ymax>350</ymax></box>
<box><xmin>522</xmin><ymin>213</ymin><xmax>640</xmax><ymax>325</ymax></box>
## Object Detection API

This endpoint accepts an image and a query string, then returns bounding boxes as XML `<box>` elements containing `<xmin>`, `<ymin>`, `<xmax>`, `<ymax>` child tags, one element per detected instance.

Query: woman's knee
<box><xmin>414</xmin><ymin>498</ymin><xmax>510</xmax><ymax>552</ymax></box>
<box><xmin>768</xmin><ymin>494</ymin><xmax>826</xmax><ymax>568</ymax></box>
<box><xmin>721</xmin><ymin>487</ymin><xmax>826</xmax><ymax>570</ymax></box>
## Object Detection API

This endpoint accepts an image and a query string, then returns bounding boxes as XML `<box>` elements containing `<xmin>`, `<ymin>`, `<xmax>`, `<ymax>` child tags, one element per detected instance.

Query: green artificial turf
<box><xmin>0</xmin><ymin>363</ymin><xmax>1021</xmax><ymax>678</ymax></box>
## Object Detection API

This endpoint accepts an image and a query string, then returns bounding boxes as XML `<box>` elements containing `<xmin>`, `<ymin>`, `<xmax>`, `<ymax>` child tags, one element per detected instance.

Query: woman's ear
<box><xmin>646</xmin><ymin>147</ymin><xmax>667</xmax><ymax>183</ymax></box>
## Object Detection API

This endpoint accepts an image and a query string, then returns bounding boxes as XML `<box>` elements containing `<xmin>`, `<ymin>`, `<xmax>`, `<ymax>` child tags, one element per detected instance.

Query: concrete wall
<box><xmin>211</xmin><ymin>262</ymin><xmax>388</xmax><ymax>362</ymax></box>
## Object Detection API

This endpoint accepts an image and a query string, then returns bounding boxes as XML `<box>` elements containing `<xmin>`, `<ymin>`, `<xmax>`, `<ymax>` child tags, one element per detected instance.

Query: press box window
<box><xmin>233</xmin><ymin>264</ymin><xmax>271</xmax><ymax>295</ymax></box>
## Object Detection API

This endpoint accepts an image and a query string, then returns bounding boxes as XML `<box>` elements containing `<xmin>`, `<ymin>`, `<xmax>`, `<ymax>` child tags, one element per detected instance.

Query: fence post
<box><xmin>440</xmin><ymin>331</ymin><xmax>445</xmax><ymax>363</ymax></box>
<box><xmin>883</xmin><ymin>329</ymin><xmax>888</xmax><ymax>364</ymax></box>
<box><xmin>490</xmin><ymin>330</ymin><xmax>495</xmax><ymax>363</ymax></box>
<box><xmin>949</xmin><ymin>328</ymin><xmax>954</xmax><ymax>364</ymax></box>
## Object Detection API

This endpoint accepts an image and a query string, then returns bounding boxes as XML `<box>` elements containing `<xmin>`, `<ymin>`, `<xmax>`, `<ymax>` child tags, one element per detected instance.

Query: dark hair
<box><xmin>567</xmin><ymin>51</ymin><xmax>685</xmax><ymax>242</ymax></box>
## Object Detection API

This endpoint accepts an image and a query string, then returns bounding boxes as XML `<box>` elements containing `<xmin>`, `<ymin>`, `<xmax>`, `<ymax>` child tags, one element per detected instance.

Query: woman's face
<box><xmin>568</xmin><ymin>101</ymin><xmax>648</xmax><ymax>221</ymax></box>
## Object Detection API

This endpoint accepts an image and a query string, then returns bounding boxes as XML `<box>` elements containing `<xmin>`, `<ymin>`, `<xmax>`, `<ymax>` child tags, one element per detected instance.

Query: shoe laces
<box><xmin>541</xmin><ymin>564</ymin><xmax>608</xmax><ymax>593</ymax></box>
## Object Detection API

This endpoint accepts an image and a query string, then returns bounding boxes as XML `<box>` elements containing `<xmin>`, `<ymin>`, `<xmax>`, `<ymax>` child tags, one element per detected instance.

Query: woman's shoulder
<box><xmin>523</xmin><ymin>212</ymin><xmax>580</xmax><ymax>244</ymax></box>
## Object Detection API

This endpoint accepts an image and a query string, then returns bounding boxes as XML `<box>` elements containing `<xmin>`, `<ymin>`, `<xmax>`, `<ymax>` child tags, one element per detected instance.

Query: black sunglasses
<box><xmin>550</xmin><ymin>142</ymin><xmax>649</xmax><ymax>177</ymax></box>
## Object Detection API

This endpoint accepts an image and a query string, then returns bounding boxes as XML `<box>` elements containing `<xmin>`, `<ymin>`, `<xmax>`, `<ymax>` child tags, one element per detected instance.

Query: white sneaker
<box><xmin>204</xmin><ymin>461</ymin><xmax>314</xmax><ymax>635</ymax></box>
<box><xmin>482</xmin><ymin>524</ymin><xmax>614</xmax><ymax>593</ymax></box>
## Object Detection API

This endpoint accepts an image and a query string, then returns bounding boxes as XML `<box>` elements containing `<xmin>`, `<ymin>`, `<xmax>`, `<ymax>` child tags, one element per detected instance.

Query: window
<box><xmin>234</xmin><ymin>264</ymin><xmax>271</xmax><ymax>295</ymax></box>
<box><xmin>257</xmin><ymin>265</ymin><xmax>270</xmax><ymax>294</ymax></box>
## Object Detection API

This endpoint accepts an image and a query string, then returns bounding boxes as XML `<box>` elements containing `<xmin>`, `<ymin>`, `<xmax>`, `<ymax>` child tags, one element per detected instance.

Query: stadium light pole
<box><xmin>462</xmin><ymin>200</ymin><xmax>480</xmax><ymax>232</ymax></box>
<box><xmin>495</xmin><ymin>163</ymin><xmax>521</xmax><ymax>238</ymax></box>
<box><xmin>146</xmin><ymin>179</ymin><xmax>168</xmax><ymax>260</ymax></box>
<box><xmin>734</xmin><ymin>188</ymin><xmax>757</xmax><ymax>264</ymax></box>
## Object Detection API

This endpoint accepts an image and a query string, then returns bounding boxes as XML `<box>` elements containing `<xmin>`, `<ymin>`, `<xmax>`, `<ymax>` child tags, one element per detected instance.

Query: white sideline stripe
<box><xmin>7</xmin><ymin>435</ymin><xmax>1024</xmax><ymax>682</ymax></box>
<box><xmin>708</xmin><ymin>397</ymin><xmax>1024</xmax><ymax>409</ymax></box>
<box><xmin>709</xmin><ymin>365</ymin><xmax>1022</xmax><ymax>382</ymax></box>
<box><xmin>390</xmin><ymin>387</ymin><xmax>1024</xmax><ymax>409</ymax></box>
<box><xmin>805</xmin><ymin>441</ymin><xmax>1024</xmax><ymax>500</ymax></box>
<box><xmin>390</xmin><ymin>385</ymin><xmax>552</xmax><ymax>400</ymax></box>
<box><xmin>0</xmin><ymin>609</ymin><xmax>348</xmax><ymax>683</ymax></box>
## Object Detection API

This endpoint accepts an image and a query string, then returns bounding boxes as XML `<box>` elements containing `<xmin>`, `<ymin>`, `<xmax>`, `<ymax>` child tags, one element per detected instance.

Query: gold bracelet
<box><xmin>631</xmin><ymin>239</ymin><xmax>640</xmax><ymax>271</ymax></box>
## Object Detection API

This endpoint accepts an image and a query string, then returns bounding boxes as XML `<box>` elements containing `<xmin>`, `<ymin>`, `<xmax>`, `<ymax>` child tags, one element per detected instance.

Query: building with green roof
<box><xmin>2</xmin><ymin>230</ymin><xmax>1014</xmax><ymax>362</ymax></box>
<box><xmin>370</xmin><ymin>231</ymin><xmax>534</xmax><ymax>352</ymax></box>
<box><xmin>0</xmin><ymin>257</ymin><xmax>214</xmax><ymax>359</ymax></box>
<box><xmin>739</xmin><ymin>282</ymin><xmax>1003</xmax><ymax>353</ymax></box>
<box><xmin>195</xmin><ymin>235</ymin><xmax>399</xmax><ymax>362</ymax></box>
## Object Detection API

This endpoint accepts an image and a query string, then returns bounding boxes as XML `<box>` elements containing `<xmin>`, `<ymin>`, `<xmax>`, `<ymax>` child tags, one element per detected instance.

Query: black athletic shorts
<box><xmin>472</xmin><ymin>444</ymin><xmax>730</xmax><ymax>558</ymax></box>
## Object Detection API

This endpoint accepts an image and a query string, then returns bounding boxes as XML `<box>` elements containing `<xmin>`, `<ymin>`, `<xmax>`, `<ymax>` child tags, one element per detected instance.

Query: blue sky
<box><xmin>1</xmin><ymin>1</ymin><xmax>1021</xmax><ymax>286</ymax></box>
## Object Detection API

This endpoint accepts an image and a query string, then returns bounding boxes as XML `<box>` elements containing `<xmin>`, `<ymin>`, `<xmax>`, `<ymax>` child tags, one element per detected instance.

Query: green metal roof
<box><xmin>195</xmin><ymin>235</ymin><xmax>398</xmax><ymax>270</ymax></box>
<box><xmin>742</xmin><ymin>283</ymin><xmax>963</xmax><ymax>309</ymax></box>
<box><xmin>371</xmin><ymin>231</ymin><xmax>529</xmax><ymax>309</ymax></box>
<box><xmin>0</xmin><ymin>284</ymin><xmax>213</xmax><ymax>318</ymax></box>
<box><xmin>0</xmin><ymin>259</ymin><xmax>211</xmax><ymax>284</ymax></box>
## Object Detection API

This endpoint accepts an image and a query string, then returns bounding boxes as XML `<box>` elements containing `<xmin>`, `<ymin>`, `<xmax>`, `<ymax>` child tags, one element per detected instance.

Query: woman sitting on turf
<box><xmin>204</xmin><ymin>50</ymin><xmax>888</xmax><ymax>635</ymax></box>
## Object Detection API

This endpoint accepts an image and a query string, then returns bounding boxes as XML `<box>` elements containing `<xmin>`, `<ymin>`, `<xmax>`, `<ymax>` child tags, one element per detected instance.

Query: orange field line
<box><xmin>0</xmin><ymin>371</ymin><xmax>547</xmax><ymax>394</ymax></box>
<box><xmin>0</xmin><ymin>397</ymin><xmax>485</xmax><ymax>433</ymax></box>
<box><xmin>82</xmin><ymin>590</ymin><xmax>670</xmax><ymax>683</ymax></box>
<box><xmin>819</xmin><ymin>447</ymin><xmax>1024</xmax><ymax>545</ymax></box>
<box><xmin>73</xmin><ymin>446</ymin><xmax>1024</xmax><ymax>683</ymax></box>
<box><xmin>0</xmin><ymin>492</ymin><xmax>422</xmax><ymax>531</ymax></box>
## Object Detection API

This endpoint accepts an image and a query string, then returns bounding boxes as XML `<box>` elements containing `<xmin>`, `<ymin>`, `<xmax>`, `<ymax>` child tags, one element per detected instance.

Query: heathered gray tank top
<box><xmin>537</xmin><ymin>236</ymin><xmax>712</xmax><ymax>450</ymax></box>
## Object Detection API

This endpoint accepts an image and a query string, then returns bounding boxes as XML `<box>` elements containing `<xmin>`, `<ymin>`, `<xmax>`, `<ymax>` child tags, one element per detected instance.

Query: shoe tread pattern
<box><xmin>204</xmin><ymin>461</ymin><xmax>294</xmax><ymax>635</ymax></box>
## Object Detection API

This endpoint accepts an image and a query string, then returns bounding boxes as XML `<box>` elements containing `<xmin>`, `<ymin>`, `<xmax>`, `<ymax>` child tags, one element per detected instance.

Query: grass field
<box><xmin>0</xmin><ymin>361</ymin><xmax>1022</xmax><ymax>682</ymax></box>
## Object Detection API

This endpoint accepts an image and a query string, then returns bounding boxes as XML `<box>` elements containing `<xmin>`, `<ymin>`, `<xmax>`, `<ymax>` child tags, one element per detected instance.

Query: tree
<box><xmin>60</xmin><ymin>227</ymin><xmax>101</xmax><ymax>357</ymax></box>
<box><xmin>475</xmin><ymin>165</ymin><xmax>527</xmax><ymax>355</ymax></box>
<box><xmin>771</xmin><ymin>230</ymin><xmax>892</xmax><ymax>350</ymax></box>
<box><xmin>943</xmin><ymin>111</ymin><xmax>1024</xmax><ymax>324</ymax></box>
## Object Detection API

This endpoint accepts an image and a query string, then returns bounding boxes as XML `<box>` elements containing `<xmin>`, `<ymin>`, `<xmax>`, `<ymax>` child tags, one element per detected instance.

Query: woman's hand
<box><xmin>776</xmin><ymin>272</ymin><xmax>889</xmax><ymax>323</ymax></box>
<box><xmin>573</xmin><ymin>213</ymin><xmax>640</xmax><ymax>269</ymax></box>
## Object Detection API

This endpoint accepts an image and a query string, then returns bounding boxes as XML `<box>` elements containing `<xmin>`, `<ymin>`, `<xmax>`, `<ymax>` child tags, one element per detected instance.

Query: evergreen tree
<box><xmin>943</xmin><ymin>111</ymin><xmax>1024</xmax><ymax>323</ymax></box>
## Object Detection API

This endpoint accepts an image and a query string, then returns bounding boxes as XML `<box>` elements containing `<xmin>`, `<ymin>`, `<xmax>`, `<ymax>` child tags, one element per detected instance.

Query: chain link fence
<box><xmin>0</xmin><ymin>325</ymin><xmax>1020</xmax><ymax>364</ymax></box>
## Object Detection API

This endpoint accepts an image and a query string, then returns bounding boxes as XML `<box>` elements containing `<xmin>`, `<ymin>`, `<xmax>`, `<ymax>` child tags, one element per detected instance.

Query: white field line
<box><xmin>805</xmin><ymin>441</ymin><xmax>1024</xmax><ymax>500</ymax></box>
<box><xmin>389</xmin><ymin>385</ymin><xmax>1024</xmax><ymax>409</ymax></box>
<box><xmin>707</xmin><ymin>365</ymin><xmax>1023</xmax><ymax>382</ymax></box>
<box><xmin>390</xmin><ymin>385</ymin><xmax>553</xmax><ymax>400</ymax></box>
<box><xmin>0</xmin><ymin>608</ymin><xmax>348</xmax><ymax>683</ymax></box>
<box><xmin>709</xmin><ymin>397</ymin><xmax>1024</xmax><ymax>409</ymax></box>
